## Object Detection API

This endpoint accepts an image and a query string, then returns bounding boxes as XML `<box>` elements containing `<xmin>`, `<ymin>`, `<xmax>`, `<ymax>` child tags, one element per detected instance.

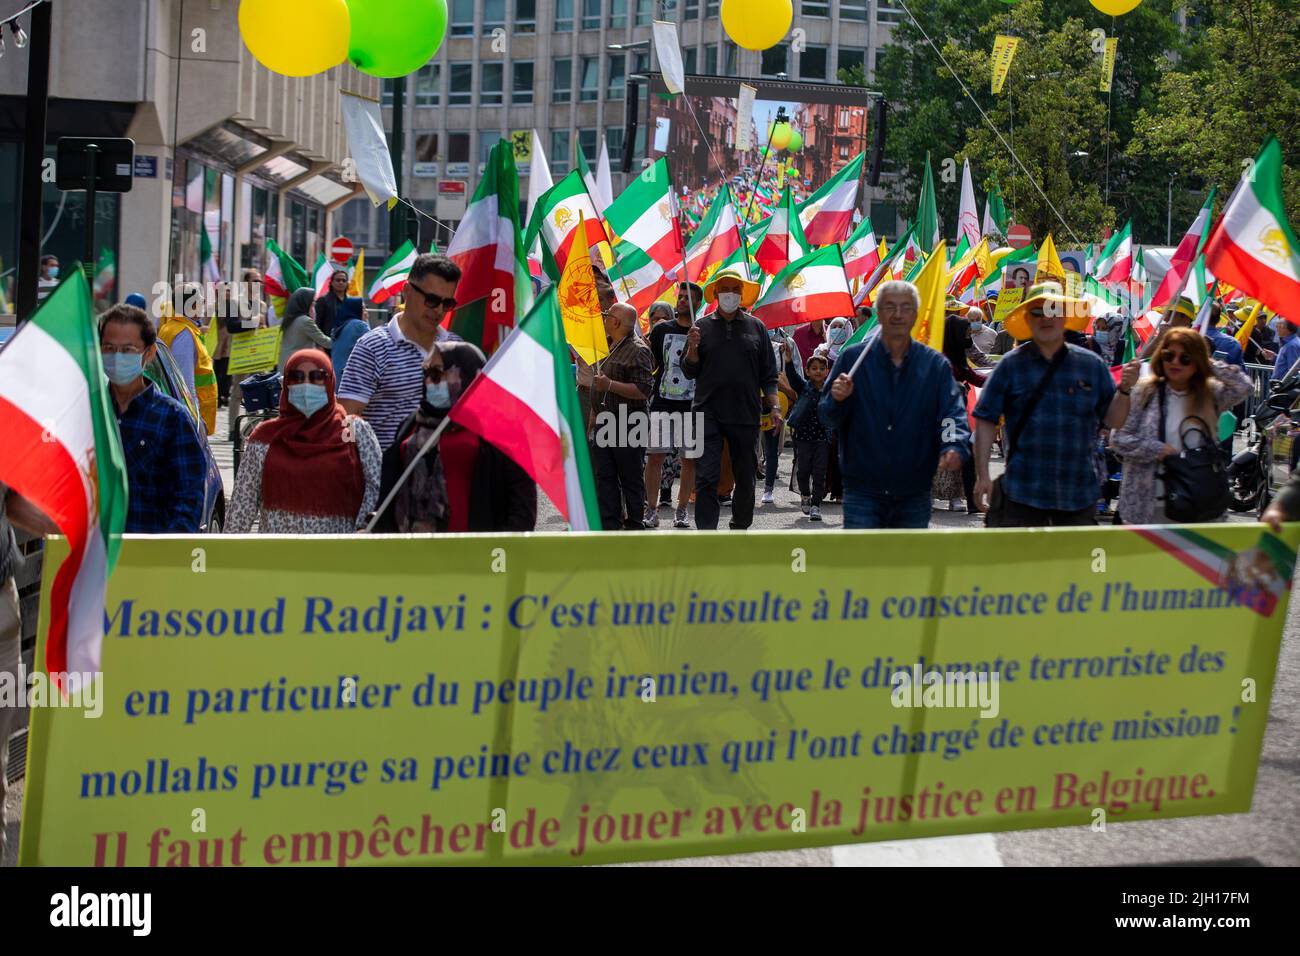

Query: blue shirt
<box><xmin>1274</xmin><ymin>334</ymin><xmax>1300</xmax><ymax>380</ymax></box>
<box><xmin>115</xmin><ymin>382</ymin><xmax>207</xmax><ymax>533</ymax></box>
<box><xmin>974</xmin><ymin>342</ymin><xmax>1115</xmax><ymax>511</ymax></box>
<box><xmin>818</xmin><ymin>337</ymin><xmax>971</xmax><ymax>497</ymax></box>
<box><xmin>1204</xmin><ymin>328</ymin><xmax>1245</xmax><ymax>369</ymax></box>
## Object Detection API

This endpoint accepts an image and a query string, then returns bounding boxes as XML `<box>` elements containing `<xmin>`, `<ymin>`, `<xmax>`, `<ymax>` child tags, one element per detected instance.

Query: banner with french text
<box><xmin>19</xmin><ymin>525</ymin><xmax>1298</xmax><ymax>866</ymax></box>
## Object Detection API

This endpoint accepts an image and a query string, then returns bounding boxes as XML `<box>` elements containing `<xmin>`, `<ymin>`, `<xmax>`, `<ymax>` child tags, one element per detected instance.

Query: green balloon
<box><xmin>787</xmin><ymin>130</ymin><xmax>803</xmax><ymax>151</ymax></box>
<box><xmin>347</xmin><ymin>0</ymin><xmax>448</xmax><ymax>78</ymax></box>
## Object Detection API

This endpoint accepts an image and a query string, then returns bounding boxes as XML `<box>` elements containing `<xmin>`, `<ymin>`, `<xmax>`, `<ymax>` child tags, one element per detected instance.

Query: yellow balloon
<box><xmin>240</xmin><ymin>0</ymin><xmax>350</xmax><ymax>77</ymax></box>
<box><xmin>1089</xmin><ymin>0</ymin><xmax>1142</xmax><ymax>15</ymax></box>
<box><xmin>721</xmin><ymin>0</ymin><xmax>793</xmax><ymax>52</ymax></box>
<box><xmin>769</xmin><ymin>122</ymin><xmax>792</xmax><ymax>150</ymax></box>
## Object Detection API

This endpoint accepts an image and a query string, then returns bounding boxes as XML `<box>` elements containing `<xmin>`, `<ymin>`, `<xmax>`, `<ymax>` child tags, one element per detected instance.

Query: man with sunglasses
<box><xmin>99</xmin><ymin>304</ymin><xmax>207</xmax><ymax>533</ymax></box>
<box><xmin>338</xmin><ymin>254</ymin><xmax>462</xmax><ymax>449</ymax></box>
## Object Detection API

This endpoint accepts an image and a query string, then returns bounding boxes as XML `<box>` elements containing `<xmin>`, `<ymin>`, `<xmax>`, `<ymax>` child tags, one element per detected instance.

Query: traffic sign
<box><xmin>330</xmin><ymin>236</ymin><xmax>354</xmax><ymax>264</ymax></box>
<box><xmin>1007</xmin><ymin>223</ymin><xmax>1032</xmax><ymax>249</ymax></box>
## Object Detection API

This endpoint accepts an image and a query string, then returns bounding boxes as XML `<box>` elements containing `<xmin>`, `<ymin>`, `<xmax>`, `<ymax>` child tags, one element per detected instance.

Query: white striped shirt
<box><xmin>337</xmin><ymin>316</ymin><xmax>460</xmax><ymax>449</ymax></box>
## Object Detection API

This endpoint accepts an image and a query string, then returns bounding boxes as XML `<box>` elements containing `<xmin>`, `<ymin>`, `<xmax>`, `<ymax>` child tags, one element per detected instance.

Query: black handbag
<box><xmin>985</xmin><ymin>347</ymin><xmax>1068</xmax><ymax>527</ymax></box>
<box><xmin>1158</xmin><ymin>382</ymin><xmax>1230</xmax><ymax>522</ymax></box>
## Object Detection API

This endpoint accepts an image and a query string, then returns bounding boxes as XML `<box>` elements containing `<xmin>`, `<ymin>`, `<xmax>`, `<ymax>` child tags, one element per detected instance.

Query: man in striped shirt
<box><xmin>338</xmin><ymin>255</ymin><xmax>462</xmax><ymax>448</ymax></box>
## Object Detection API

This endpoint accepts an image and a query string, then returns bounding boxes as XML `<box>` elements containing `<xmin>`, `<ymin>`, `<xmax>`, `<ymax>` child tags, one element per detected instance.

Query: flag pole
<box><xmin>363</xmin><ymin>415</ymin><xmax>452</xmax><ymax>533</ymax></box>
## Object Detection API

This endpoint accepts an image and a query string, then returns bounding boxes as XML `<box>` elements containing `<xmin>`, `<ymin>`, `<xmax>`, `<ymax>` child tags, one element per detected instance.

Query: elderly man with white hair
<box><xmin>967</xmin><ymin>305</ymin><xmax>997</xmax><ymax>356</ymax></box>
<box><xmin>818</xmin><ymin>280</ymin><xmax>971</xmax><ymax>529</ymax></box>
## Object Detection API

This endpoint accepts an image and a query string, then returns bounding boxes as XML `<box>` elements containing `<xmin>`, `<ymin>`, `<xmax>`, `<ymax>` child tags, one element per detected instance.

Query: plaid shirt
<box><xmin>974</xmin><ymin>342</ymin><xmax>1115</xmax><ymax>511</ymax></box>
<box><xmin>592</xmin><ymin>333</ymin><xmax>654</xmax><ymax>414</ymax></box>
<box><xmin>115</xmin><ymin>382</ymin><xmax>207</xmax><ymax>533</ymax></box>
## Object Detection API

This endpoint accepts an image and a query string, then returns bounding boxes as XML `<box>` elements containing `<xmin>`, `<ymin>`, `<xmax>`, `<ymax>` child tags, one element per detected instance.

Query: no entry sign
<box><xmin>1007</xmin><ymin>224</ymin><xmax>1032</xmax><ymax>249</ymax></box>
<box><xmin>330</xmin><ymin>236</ymin><xmax>354</xmax><ymax>264</ymax></box>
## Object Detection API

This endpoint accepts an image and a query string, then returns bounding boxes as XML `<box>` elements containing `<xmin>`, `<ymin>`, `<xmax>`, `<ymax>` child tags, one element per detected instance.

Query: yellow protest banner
<box><xmin>227</xmin><ymin>326</ymin><xmax>282</xmax><ymax>375</ymax></box>
<box><xmin>991</xmin><ymin>35</ymin><xmax>1020</xmax><ymax>94</ymax></box>
<box><xmin>1100</xmin><ymin>37</ymin><xmax>1118</xmax><ymax>93</ymax></box>
<box><xmin>993</xmin><ymin>286</ymin><xmax>1024</xmax><ymax>326</ymax></box>
<box><xmin>20</xmin><ymin>526</ymin><xmax>1297</xmax><ymax>866</ymax></box>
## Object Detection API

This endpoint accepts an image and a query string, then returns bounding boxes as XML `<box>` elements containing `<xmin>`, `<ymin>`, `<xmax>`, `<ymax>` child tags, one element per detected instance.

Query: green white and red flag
<box><xmin>0</xmin><ymin>273</ymin><xmax>127</xmax><ymax>680</ymax></box>
<box><xmin>841</xmin><ymin>215</ymin><xmax>880</xmax><ymax>282</ymax></box>
<box><xmin>798</xmin><ymin>153</ymin><xmax>864</xmax><ymax>246</ymax></box>
<box><xmin>445</xmin><ymin>139</ymin><xmax>534</xmax><ymax>350</ymax></box>
<box><xmin>684</xmin><ymin>185</ymin><xmax>743</xmax><ymax>283</ymax></box>
<box><xmin>367</xmin><ymin>239</ymin><xmax>418</xmax><ymax>304</ymax></box>
<box><xmin>1094</xmin><ymin>220</ymin><xmax>1133</xmax><ymax>286</ymax></box>
<box><xmin>1150</xmin><ymin>189</ymin><xmax>1217</xmax><ymax>310</ymax></box>
<box><xmin>612</xmin><ymin>242</ymin><xmax>676</xmax><ymax>315</ymax></box>
<box><xmin>264</xmin><ymin>239</ymin><xmax>308</xmax><ymax>319</ymax></box>
<box><xmin>448</xmin><ymin>286</ymin><xmax>601</xmax><ymax>531</ymax></box>
<box><xmin>1203</xmin><ymin>137</ymin><xmax>1300</xmax><ymax>323</ymax></box>
<box><xmin>752</xmin><ymin>244</ymin><xmax>854</xmax><ymax>330</ymax></box>
<box><xmin>523</xmin><ymin>170</ymin><xmax>609</xmax><ymax>281</ymax></box>
<box><xmin>311</xmin><ymin>253</ymin><xmax>338</xmax><ymax>298</ymax></box>
<box><xmin>604</xmin><ymin>158</ymin><xmax>683</xmax><ymax>273</ymax></box>
<box><xmin>754</xmin><ymin>186</ymin><xmax>810</xmax><ymax>276</ymax></box>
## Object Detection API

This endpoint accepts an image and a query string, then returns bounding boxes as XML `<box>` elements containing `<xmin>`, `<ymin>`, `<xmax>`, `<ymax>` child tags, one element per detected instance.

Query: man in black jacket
<box><xmin>680</xmin><ymin>269</ymin><xmax>780</xmax><ymax>530</ymax></box>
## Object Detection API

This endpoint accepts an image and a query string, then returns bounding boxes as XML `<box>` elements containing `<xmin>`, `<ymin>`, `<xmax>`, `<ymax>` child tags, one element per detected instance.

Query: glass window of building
<box><xmin>580</xmin><ymin>56</ymin><xmax>600</xmax><ymax>101</ymax></box>
<box><xmin>609</xmin><ymin>0</ymin><xmax>626</xmax><ymax>28</ymax></box>
<box><xmin>551</xmin><ymin>130</ymin><xmax>572</xmax><ymax>174</ymax></box>
<box><xmin>554</xmin><ymin>58</ymin><xmax>573</xmax><ymax>102</ymax></box>
<box><xmin>703</xmin><ymin>44</ymin><xmax>717</xmax><ymax>75</ymax></box>
<box><xmin>608</xmin><ymin>55</ymin><xmax>625</xmax><ymax>101</ymax></box>
<box><xmin>415</xmin><ymin>64</ymin><xmax>440</xmax><ymax>106</ymax></box>
<box><xmin>683</xmin><ymin>47</ymin><xmax>697</xmax><ymax>73</ymax></box>
<box><xmin>578</xmin><ymin>129</ymin><xmax>599</xmax><ymax>164</ymax></box>
<box><xmin>705</xmin><ymin>0</ymin><xmax>719</xmax><ymax>15</ymax></box>
<box><xmin>381</xmin><ymin>79</ymin><xmax>395</xmax><ymax>107</ymax></box>
<box><xmin>633</xmin><ymin>125</ymin><xmax>647</xmax><ymax>162</ymax></box>
<box><xmin>684</xmin><ymin>0</ymin><xmax>699</xmax><ymax>18</ymax></box>
<box><xmin>800</xmin><ymin>45</ymin><xmax>827</xmax><ymax>80</ymax></box>
<box><xmin>802</xmin><ymin>0</ymin><xmax>828</xmax><ymax>16</ymax></box>
<box><xmin>484</xmin><ymin>0</ymin><xmax>505</xmax><ymax>30</ymax></box>
<box><xmin>513</xmin><ymin>62</ymin><xmax>534</xmax><ymax>105</ymax></box>
<box><xmin>838</xmin><ymin>48</ymin><xmax>865</xmax><ymax>80</ymax></box>
<box><xmin>451</xmin><ymin>0</ymin><xmax>474</xmax><ymax>35</ymax></box>
<box><xmin>480</xmin><ymin>137</ymin><xmax>498</xmax><ymax>164</ymax></box>
<box><xmin>843</xmin><ymin>0</ymin><xmax>869</xmax><ymax>21</ymax></box>
<box><xmin>515</xmin><ymin>0</ymin><xmax>536</xmax><ymax>31</ymax></box>
<box><xmin>876</xmin><ymin>3</ymin><xmax>904</xmax><ymax>23</ymax></box>
<box><xmin>723</xmin><ymin>41</ymin><xmax>738</xmax><ymax>74</ymax></box>
<box><xmin>481</xmin><ymin>62</ymin><xmax>504</xmax><ymax>105</ymax></box>
<box><xmin>448</xmin><ymin>132</ymin><xmax>471</xmax><ymax>163</ymax></box>
<box><xmin>555</xmin><ymin>0</ymin><xmax>574</xmax><ymax>29</ymax></box>
<box><xmin>761</xmin><ymin>44</ymin><xmax>788</xmax><ymax>76</ymax></box>
<box><xmin>871</xmin><ymin>201</ymin><xmax>898</xmax><ymax>237</ymax></box>
<box><xmin>582</xmin><ymin>0</ymin><xmax>601</xmax><ymax>30</ymax></box>
<box><xmin>635</xmin><ymin>0</ymin><xmax>652</xmax><ymax>25</ymax></box>
<box><xmin>632</xmin><ymin>50</ymin><xmax>650</xmax><ymax>73</ymax></box>
<box><xmin>449</xmin><ymin>63</ymin><xmax>472</xmax><ymax>105</ymax></box>
<box><xmin>606</xmin><ymin>128</ymin><xmax>625</xmax><ymax>167</ymax></box>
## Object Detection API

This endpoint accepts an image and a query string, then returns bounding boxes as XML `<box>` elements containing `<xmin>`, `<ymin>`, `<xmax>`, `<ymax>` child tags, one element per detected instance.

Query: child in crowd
<box><xmin>784</xmin><ymin>345</ymin><xmax>834</xmax><ymax>521</ymax></box>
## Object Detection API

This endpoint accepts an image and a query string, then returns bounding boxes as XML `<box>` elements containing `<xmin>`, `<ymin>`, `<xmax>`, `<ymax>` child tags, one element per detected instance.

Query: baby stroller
<box><xmin>233</xmin><ymin>370</ymin><xmax>281</xmax><ymax>473</ymax></box>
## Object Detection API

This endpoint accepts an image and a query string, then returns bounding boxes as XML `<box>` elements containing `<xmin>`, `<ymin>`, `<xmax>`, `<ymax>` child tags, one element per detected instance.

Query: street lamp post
<box><xmin>1167</xmin><ymin>173</ymin><xmax>1177</xmax><ymax>246</ymax></box>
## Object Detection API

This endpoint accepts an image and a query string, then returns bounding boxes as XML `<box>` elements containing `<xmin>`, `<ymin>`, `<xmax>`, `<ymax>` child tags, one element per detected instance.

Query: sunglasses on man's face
<box><xmin>1162</xmin><ymin>350</ymin><xmax>1195</xmax><ymax>367</ymax></box>
<box><xmin>409</xmin><ymin>285</ymin><xmax>457</xmax><ymax>311</ymax></box>
<box><xmin>286</xmin><ymin>369</ymin><xmax>328</xmax><ymax>385</ymax></box>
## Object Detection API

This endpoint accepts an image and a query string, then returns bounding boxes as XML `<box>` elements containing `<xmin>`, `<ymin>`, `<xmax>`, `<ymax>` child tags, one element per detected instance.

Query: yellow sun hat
<box><xmin>702</xmin><ymin>268</ymin><xmax>762</xmax><ymax>309</ymax></box>
<box><xmin>1003</xmin><ymin>281</ymin><xmax>1091</xmax><ymax>341</ymax></box>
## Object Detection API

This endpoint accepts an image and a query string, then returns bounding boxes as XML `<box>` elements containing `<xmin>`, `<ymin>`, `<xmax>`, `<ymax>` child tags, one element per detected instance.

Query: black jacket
<box><xmin>373</xmin><ymin>418</ymin><xmax>537</xmax><ymax>533</ymax></box>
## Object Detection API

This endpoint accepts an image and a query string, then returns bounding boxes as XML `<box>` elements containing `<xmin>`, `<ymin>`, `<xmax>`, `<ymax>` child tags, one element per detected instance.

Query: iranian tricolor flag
<box><xmin>311</xmin><ymin>254</ymin><xmax>338</xmax><ymax>297</ymax></box>
<box><xmin>754</xmin><ymin>186</ymin><xmax>809</xmax><ymax>276</ymax></box>
<box><xmin>448</xmin><ymin>286</ymin><xmax>601</xmax><ymax>531</ymax></box>
<box><xmin>368</xmin><ymin>239</ymin><xmax>417</xmax><ymax>304</ymax></box>
<box><xmin>684</xmin><ymin>185</ymin><xmax>743</xmax><ymax>282</ymax></box>
<box><xmin>446</xmin><ymin>138</ymin><xmax>534</xmax><ymax>347</ymax></box>
<box><xmin>604</xmin><ymin>158</ymin><xmax>682</xmax><ymax>273</ymax></box>
<box><xmin>264</xmin><ymin>239</ymin><xmax>309</xmax><ymax>319</ymax></box>
<box><xmin>752</xmin><ymin>245</ymin><xmax>854</xmax><ymax>330</ymax></box>
<box><xmin>612</xmin><ymin>242</ymin><xmax>676</xmax><ymax>315</ymax></box>
<box><xmin>1203</xmin><ymin>137</ymin><xmax>1300</xmax><ymax>323</ymax></box>
<box><xmin>1094</xmin><ymin>220</ymin><xmax>1133</xmax><ymax>285</ymax></box>
<box><xmin>841</xmin><ymin>215</ymin><xmax>881</xmax><ymax>282</ymax></box>
<box><xmin>1149</xmin><ymin>188</ymin><xmax>1216</xmax><ymax>310</ymax></box>
<box><xmin>798</xmin><ymin>154</ymin><xmax>864</xmax><ymax>246</ymax></box>
<box><xmin>0</xmin><ymin>274</ymin><xmax>127</xmax><ymax>678</ymax></box>
<box><xmin>523</xmin><ymin>170</ymin><xmax>609</xmax><ymax>281</ymax></box>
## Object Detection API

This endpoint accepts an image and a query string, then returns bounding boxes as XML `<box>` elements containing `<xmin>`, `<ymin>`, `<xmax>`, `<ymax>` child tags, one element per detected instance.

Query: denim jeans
<box><xmin>841</xmin><ymin>486</ymin><xmax>932</xmax><ymax>529</ymax></box>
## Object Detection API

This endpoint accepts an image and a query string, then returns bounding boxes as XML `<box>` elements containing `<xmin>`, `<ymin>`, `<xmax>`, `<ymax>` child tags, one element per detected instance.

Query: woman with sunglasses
<box><xmin>227</xmin><ymin>349</ymin><xmax>382</xmax><ymax>533</ymax></box>
<box><xmin>1110</xmin><ymin>327</ymin><xmax>1251</xmax><ymax>524</ymax></box>
<box><xmin>372</xmin><ymin>342</ymin><xmax>537</xmax><ymax>533</ymax></box>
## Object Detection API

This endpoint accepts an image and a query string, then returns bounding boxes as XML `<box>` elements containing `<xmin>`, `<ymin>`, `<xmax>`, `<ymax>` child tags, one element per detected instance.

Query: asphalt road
<box><xmin>5</xmin><ymin>415</ymin><xmax>1289</xmax><ymax>868</ymax></box>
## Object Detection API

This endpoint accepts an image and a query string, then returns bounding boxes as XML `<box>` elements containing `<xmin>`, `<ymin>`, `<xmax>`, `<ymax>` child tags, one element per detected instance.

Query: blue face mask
<box><xmin>103</xmin><ymin>352</ymin><xmax>143</xmax><ymax>385</ymax></box>
<box><xmin>1095</xmin><ymin>329</ymin><xmax>1111</xmax><ymax>346</ymax></box>
<box><xmin>287</xmin><ymin>383</ymin><xmax>329</xmax><ymax>417</ymax></box>
<box><xmin>425</xmin><ymin>382</ymin><xmax>452</xmax><ymax>410</ymax></box>
<box><xmin>48</xmin><ymin>266</ymin><xmax>59</xmax><ymax>279</ymax></box>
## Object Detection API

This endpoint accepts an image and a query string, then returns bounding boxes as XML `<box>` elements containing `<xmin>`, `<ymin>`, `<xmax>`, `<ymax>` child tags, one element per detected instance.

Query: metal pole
<box><xmin>1167</xmin><ymin>175</ymin><xmax>1174</xmax><ymax>245</ymax></box>
<box><xmin>83</xmin><ymin>143</ymin><xmax>99</xmax><ymax>284</ymax></box>
<box><xmin>388</xmin><ymin>76</ymin><xmax>407</xmax><ymax>256</ymax></box>
<box><xmin>16</xmin><ymin>0</ymin><xmax>53</xmax><ymax>322</ymax></box>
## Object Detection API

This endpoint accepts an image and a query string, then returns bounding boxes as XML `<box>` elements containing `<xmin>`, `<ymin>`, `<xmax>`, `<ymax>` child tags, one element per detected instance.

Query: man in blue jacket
<box><xmin>819</xmin><ymin>280</ymin><xmax>971</xmax><ymax>529</ymax></box>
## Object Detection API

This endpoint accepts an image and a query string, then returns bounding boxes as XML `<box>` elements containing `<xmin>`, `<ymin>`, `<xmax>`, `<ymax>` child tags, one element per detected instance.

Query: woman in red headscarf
<box><xmin>227</xmin><ymin>349</ymin><xmax>382</xmax><ymax>533</ymax></box>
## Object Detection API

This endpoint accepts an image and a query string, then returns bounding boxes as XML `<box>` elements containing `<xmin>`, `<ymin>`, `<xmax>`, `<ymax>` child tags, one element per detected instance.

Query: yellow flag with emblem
<box><xmin>912</xmin><ymin>240</ymin><xmax>947</xmax><ymax>353</ymax></box>
<box><xmin>347</xmin><ymin>248</ymin><xmax>365</xmax><ymax>297</ymax></box>
<box><xmin>1036</xmin><ymin>233</ymin><xmax>1066</xmax><ymax>284</ymax></box>
<box><xmin>558</xmin><ymin>212</ymin><xmax>609</xmax><ymax>365</ymax></box>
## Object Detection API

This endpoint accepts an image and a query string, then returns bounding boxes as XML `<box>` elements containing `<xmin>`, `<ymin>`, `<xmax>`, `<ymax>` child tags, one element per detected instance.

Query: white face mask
<box><xmin>717</xmin><ymin>292</ymin><xmax>742</xmax><ymax>313</ymax></box>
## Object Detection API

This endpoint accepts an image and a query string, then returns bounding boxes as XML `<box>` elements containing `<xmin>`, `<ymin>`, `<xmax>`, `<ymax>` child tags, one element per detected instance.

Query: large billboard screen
<box><xmin>645</xmin><ymin>74</ymin><xmax>871</xmax><ymax>200</ymax></box>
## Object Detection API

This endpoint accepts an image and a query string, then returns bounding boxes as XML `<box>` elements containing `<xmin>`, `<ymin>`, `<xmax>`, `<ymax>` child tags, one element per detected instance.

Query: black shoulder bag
<box><xmin>1158</xmin><ymin>382</ymin><xmax>1231</xmax><ymax>522</ymax></box>
<box><xmin>985</xmin><ymin>347</ymin><xmax>1068</xmax><ymax>527</ymax></box>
